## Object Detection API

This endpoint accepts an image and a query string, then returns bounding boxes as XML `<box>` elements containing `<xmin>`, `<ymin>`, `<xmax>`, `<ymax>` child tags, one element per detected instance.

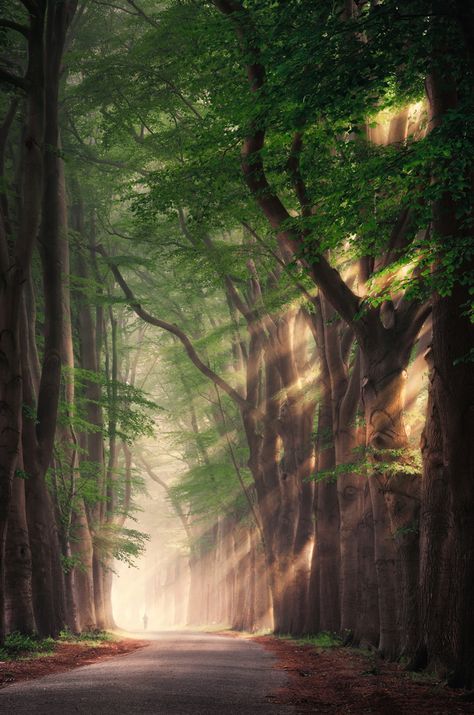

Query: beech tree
<box><xmin>0</xmin><ymin>0</ymin><xmax>472</xmax><ymax>689</ymax></box>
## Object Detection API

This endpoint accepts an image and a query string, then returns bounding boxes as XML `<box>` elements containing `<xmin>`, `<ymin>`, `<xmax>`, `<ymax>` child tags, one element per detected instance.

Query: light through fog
<box><xmin>112</xmin><ymin>448</ymin><xmax>190</xmax><ymax>632</ymax></box>
<box><xmin>112</xmin><ymin>315</ymin><xmax>429</xmax><ymax>634</ymax></box>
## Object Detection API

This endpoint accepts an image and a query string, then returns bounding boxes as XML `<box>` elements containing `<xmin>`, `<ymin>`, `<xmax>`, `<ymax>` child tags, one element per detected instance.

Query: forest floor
<box><xmin>0</xmin><ymin>633</ymin><xmax>147</xmax><ymax>689</ymax></box>
<box><xmin>255</xmin><ymin>634</ymin><xmax>474</xmax><ymax>714</ymax></box>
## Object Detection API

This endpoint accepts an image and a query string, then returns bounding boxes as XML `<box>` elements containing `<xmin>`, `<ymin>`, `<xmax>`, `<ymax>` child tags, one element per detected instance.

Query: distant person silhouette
<box><xmin>143</xmin><ymin>613</ymin><xmax>148</xmax><ymax>631</ymax></box>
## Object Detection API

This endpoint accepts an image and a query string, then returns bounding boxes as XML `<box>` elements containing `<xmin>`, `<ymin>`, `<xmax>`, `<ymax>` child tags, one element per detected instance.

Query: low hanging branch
<box><xmin>96</xmin><ymin>246</ymin><xmax>254</xmax><ymax>415</ymax></box>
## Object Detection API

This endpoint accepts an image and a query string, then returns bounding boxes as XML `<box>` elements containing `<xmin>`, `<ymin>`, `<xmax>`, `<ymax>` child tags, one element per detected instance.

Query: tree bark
<box><xmin>0</xmin><ymin>5</ymin><xmax>45</xmax><ymax>643</ymax></box>
<box><xmin>311</xmin><ymin>301</ymin><xmax>340</xmax><ymax>634</ymax></box>
<box><xmin>73</xmin><ymin>200</ymin><xmax>106</xmax><ymax>631</ymax></box>
<box><xmin>321</xmin><ymin>296</ymin><xmax>363</xmax><ymax>641</ymax></box>
<box><xmin>419</xmin><ymin>62</ymin><xmax>474</xmax><ymax>686</ymax></box>
<box><xmin>22</xmin><ymin>0</ymin><xmax>78</xmax><ymax>639</ymax></box>
<box><xmin>4</xmin><ymin>458</ymin><xmax>36</xmax><ymax>635</ymax></box>
<box><xmin>71</xmin><ymin>494</ymin><xmax>96</xmax><ymax>632</ymax></box>
<box><xmin>361</xmin><ymin>325</ymin><xmax>421</xmax><ymax>658</ymax></box>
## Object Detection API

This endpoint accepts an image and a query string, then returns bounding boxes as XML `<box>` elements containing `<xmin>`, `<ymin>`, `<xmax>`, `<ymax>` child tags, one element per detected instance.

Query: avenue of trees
<box><xmin>0</xmin><ymin>0</ymin><xmax>473</xmax><ymax>689</ymax></box>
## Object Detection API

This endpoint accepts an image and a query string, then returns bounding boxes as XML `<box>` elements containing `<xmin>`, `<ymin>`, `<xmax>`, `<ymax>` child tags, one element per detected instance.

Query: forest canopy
<box><xmin>0</xmin><ymin>0</ymin><xmax>473</xmax><ymax>691</ymax></box>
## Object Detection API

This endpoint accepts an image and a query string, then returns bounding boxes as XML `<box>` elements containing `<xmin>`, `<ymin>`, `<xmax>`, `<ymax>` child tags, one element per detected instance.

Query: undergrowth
<box><xmin>0</xmin><ymin>629</ymin><xmax>114</xmax><ymax>661</ymax></box>
<box><xmin>278</xmin><ymin>631</ymin><xmax>343</xmax><ymax>648</ymax></box>
<box><xmin>0</xmin><ymin>632</ymin><xmax>55</xmax><ymax>660</ymax></box>
<box><xmin>58</xmin><ymin>628</ymin><xmax>114</xmax><ymax>644</ymax></box>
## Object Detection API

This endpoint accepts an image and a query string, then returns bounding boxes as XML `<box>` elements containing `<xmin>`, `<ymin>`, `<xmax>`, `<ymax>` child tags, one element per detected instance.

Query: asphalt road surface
<box><xmin>0</xmin><ymin>631</ymin><xmax>294</xmax><ymax>714</ymax></box>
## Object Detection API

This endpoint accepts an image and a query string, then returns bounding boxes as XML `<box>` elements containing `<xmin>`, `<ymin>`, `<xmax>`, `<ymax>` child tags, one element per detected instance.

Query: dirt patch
<box><xmin>255</xmin><ymin>636</ymin><xmax>474</xmax><ymax>715</ymax></box>
<box><xmin>0</xmin><ymin>638</ymin><xmax>149</xmax><ymax>689</ymax></box>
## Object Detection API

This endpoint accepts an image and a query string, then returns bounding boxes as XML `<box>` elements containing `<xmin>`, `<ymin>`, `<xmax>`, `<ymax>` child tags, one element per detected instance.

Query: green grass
<box><xmin>0</xmin><ymin>629</ymin><xmax>115</xmax><ymax>661</ymax></box>
<box><xmin>278</xmin><ymin>631</ymin><xmax>343</xmax><ymax>648</ymax></box>
<box><xmin>58</xmin><ymin>628</ymin><xmax>114</xmax><ymax>644</ymax></box>
<box><xmin>0</xmin><ymin>632</ymin><xmax>56</xmax><ymax>661</ymax></box>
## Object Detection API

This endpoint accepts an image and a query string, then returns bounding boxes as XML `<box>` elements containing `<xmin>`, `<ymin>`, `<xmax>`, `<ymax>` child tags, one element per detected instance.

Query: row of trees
<box><xmin>1</xmin><ymin>0</ymin><xmax>473</xmax><ymax>690</ymax></box>
<box><xmin>0</xmin><ymin>0</ymin><xmax>154</xmax><ymax>642</ymax></box>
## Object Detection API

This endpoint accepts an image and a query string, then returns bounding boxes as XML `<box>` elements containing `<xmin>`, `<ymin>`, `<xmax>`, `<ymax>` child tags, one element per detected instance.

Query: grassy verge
<box><xmin>275</xmin><ymin>632</ymin><xmax>445</xmax><ymax>686</ymax></box>
<box><xmin>58</xmin><ymin>629</ymin><xmax>115</xmax><ymax>646</ymax></box>
<box><xmin>277</xmin><ymin>631</ymin><xmax>343</xmax><ymax>649</ymax></box>
<box><xmin>0</xmin><ymin>630</ymin><xmax>114</xmax><ymax>661</ymax></box>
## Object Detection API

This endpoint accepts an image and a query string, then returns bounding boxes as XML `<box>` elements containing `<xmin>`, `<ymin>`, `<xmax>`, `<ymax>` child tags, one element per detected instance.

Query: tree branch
<box><xmin>19</xmin><ymin>0</ymin><xmax>37</xmax><ymax>12</ymax></box>
<box><xmin>97</xmin><ymin>247</ymin><xmax>254</xmax><ymax>414</ymax></box>
<box><xmin>224</xmin><ymin>275</ymin><xmax>257</xmax><ymax>324</ymax></box>
<box><xmin>241</xmin><ymin>221</ymin><xmax>318</xmax><ymax>304</ymax></box>
<box><xmin>339</xmin><ymin>347</ymin><xmax>361</xmax><ymax>428</ymax></box>
<box><xmin>287</xmin><ymin>131</ymin><xmax>312</xmax><ymax>217</ymax></box>
<box><xmin>0</xmin><ymin>19</ymin><xmax>29</xmax><ymax>37</ymax></box>
<box><xmin>91</xmin><ymin>0</ymin><xmax>139</xmax><ymax>17</ymax></box>
<box><xmin>340</xmin><ymin>324</ymin><xmax>355</xmax><ymax>366</ymax></box>
<box><xmin>0</xmin><ymin>67</ymin><xmax>27</xmax><ymax>91</ymax></box>
<box><xmin>212</xmin><ymin>0</ymin><xmax>363</xmax><ymax>332</ymax></box>
<box><xmin>137</xmin><ymin>454</ymin><xmax>192</xmax><ymax>542</ymax></box>
<box><xmin>398</xmin><ymin>299</ymin><xmax>432</xmax><ymax>350</ymax></box>
<box><xmin>125</xmin><ymin>0</ymin><xmax>160</xmax><ymax>28</ymax></box>
<box><xmin>213</xmin><ymin>384</ymin><xmax>266</xmax><ymax>549</ymax></box>
<box><xmin>379</xmin><ymin>207</ymin><xmax>413</xmax><ymax>270</ymax></box>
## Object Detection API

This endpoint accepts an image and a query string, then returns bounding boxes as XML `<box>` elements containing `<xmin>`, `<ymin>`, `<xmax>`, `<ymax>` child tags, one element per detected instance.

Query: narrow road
<box><xmin>0</xmin><ymin>631</ymin><xmax>294</xmax><ymax>714</ymax></box>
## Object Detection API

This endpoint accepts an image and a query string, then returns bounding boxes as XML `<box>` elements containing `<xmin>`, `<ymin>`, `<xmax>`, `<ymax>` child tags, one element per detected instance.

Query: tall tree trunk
<box><xmin>419</xmin><ymin>61</ymin><xmax>474</xmax><ymax>687</ymax></box>
<box><xmin>312</xmin><ymin>301</ymin><xmax>340</xmax><ymax>634</ymax></box>
<box><xmin>55</xmin><ymin>150</ymin><xmax>80</xmax><ymax>634</ymax></box>
<box><xmin>0</xmin><ymin>6</ymin><xmax>45</xmax><ymax>643</ymax></box>
<box><xmin>71</xmin><ymin>494</ymin><xmax>96</xmax><ymax>631</ymax></box>
<box><xmin>23</xmin><ymin>449</ymin><xmax>66</xmax><ymax>637</ymax></box>
<box><xmin>354</xmin><ymin>479</ymin><xmax>379</xmax><ymax>647</ymax></box>
<box><xmin>92</xmin><ymin>554</ymin><xmax>106</xmax><ymax>630</ymax></box>
<box><xmin>102</xmin><ymin>563</ymin><xmax>115</xmax><ymax>629</ymax></box>
<box><xmin>4</xmin><ymin>457</ymin><xmax>36</xmax><ymax>635</ymax></box>
<box><xmin>361</xmin><ymin>332</ymin><xmax>421</xmax><ymax>658</ymax></box>
<box><xmin>274</xmin><ymin>311</ymin><xmax>316</xmax><ymax>635</ymax></box>
<box><xmin>22</xmin><ymin>0</ymin><xmax>78</xmax><ymax>639</ymax></box>
<box><xmin>74</xmin><ymin>223</ymin><xmax>105</xmax><ymax>629</ymax></box>
<box><xmin>422</xmin><ymin>282</ymin><xmax>474</xmax><ymax>686</ymax></box>
<box><xmin>22</xmin><ymin>289</ymin><xmax>66</xmax><ymax>638</ymax></box>
<box><xmin>321</xmin><ymin>296</ymin><xmax>363</xmax><ymax>640</ymax></box>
